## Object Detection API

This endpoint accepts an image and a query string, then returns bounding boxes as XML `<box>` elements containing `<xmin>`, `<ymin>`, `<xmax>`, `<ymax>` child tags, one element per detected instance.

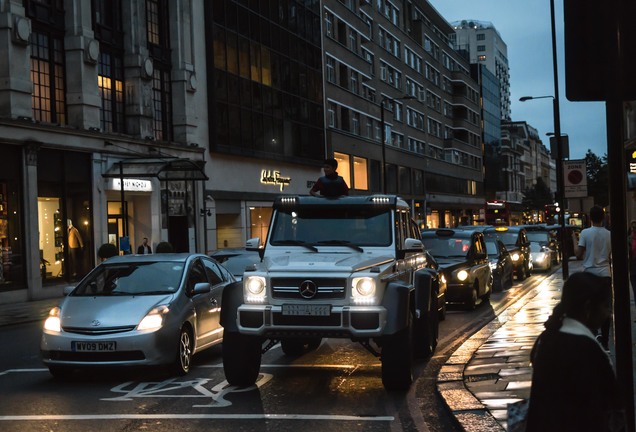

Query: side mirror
<box><xmin>246</xmin><ymin>238</ymin><xmax>265</xmax><ymax>260</ymax></box>
<box><xmin>403</xmin><ymin>238</ymin><xmax>424</xmax><ymax>251</ymax></box>
<box><xmin>192</xmin><ymin>282</ymin><xmax>211</xmax><ymax>295</ymax></box>
<box><xmin>246</xmin><ymin>238</ymin><xmax>261</xmax><ymax>251</ymax></box>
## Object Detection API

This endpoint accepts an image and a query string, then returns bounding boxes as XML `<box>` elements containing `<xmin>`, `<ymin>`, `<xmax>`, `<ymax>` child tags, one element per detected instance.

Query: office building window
<box><xmin>152</xmin><ymin>66</ymin><xmax>173</xmax><ymax>141</ymax></box>
<box><xmin>98</xmin><ymin>53</ymin><xmax>125</xmax><ymax>133</ymax></box>
<box><xmin>146</xmin><ymin>0</ymin><xmax>173</xmax><ymax>141</ymax></box>
<box><xmin>94</xmin><ymin>0</ymin><xmax>125</xmax><ymax>133</ymax></box>
<box><xmin>353</xmin><ymin>156</ymin><xmax>368</xmax><ymax>190</ymax></box>
<box><xmin>334</xmin><ymin>152</ymin><xmax>351</xmax><ymax>187</ymax></box>
<box><xmin>30</xmin><ymin>31</ymin><xmax>66</xmax><ymax>125</ymax></box>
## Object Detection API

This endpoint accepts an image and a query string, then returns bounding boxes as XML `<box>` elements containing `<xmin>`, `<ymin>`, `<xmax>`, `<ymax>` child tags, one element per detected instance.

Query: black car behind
<box><xmin>421</xmin><ymin>228</ymin><xmax>492</xmax><ymax>310</ymax></box>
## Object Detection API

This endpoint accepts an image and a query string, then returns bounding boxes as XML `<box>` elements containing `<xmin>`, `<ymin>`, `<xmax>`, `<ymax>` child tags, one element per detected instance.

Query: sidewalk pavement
<box><xmin>437</xmin><ymin>259</ymin><xmax>636</xmax><ymax>431</ymax></box>
<box><xmin>0</xmin><ymin>296</ymin><xmax>60</xmax><ymax>327</ymax></box>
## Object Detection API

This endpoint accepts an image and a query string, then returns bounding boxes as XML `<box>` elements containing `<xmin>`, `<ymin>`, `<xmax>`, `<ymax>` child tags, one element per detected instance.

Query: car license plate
<box><xmin>282</xmin><ymin>304</ymin><xmax>331</xmax><ymax>316</ymax></box>
<box><xmin>71</xmin><ymin>341</ymin><xmax>117</xmax><ymax>352</ymax></box>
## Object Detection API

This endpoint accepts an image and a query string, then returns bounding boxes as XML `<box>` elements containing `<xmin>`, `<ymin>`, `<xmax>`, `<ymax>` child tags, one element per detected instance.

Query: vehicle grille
<box><xmin>271</xmin><ymin>277</ymin><xmax>346</xmax><ymax>300</ymax></box>
<box><xmin>62</xmin><ymin>325</ymin><xmax>136</xmax><ymax>335</ymax></box>
<box><xmin>43</xmin><ymin>350</ymin><xmax>145</xmax><ymax>362</ymax></box>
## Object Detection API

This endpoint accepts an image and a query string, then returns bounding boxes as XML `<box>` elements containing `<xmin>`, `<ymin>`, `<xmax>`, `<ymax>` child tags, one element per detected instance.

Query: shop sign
<box><xmin>110</xmin><ymin>178</ymin><xmax>153</xmax><ymax>192</ymax></box>
<box><xmin>260</xmin><ymin>170</ymin><xmax>291</xmax><ymax>191</ymax></box>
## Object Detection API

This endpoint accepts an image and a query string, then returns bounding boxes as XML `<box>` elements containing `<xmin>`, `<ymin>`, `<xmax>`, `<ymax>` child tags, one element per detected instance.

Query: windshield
<box><xmin>422</xmin><ymin>237</ymin><xmax>470</xmax><ymax>258</ymax></box>
<box><xmin>485</xmin><ymin>231</ymin><xmax>518</xmax><ymax>247</ymax></box>
<box><xmin>530</xmin><ymin>242</ymin><xmax>547</xmax><ymax>253</ymax></box>
<box><xmin>72</xmin><ymin>261</ymin><xmax>185</xmax><ymax>296</ymax></box>
<box><xmin>270</xmin><ymin>208</ymin><xmax>392</xmax><ymax>247</ymax></box>
<box><xmin>485</xmin><ymin>240</ymin><xmax>500</xmax><ymax>256</ymax></box>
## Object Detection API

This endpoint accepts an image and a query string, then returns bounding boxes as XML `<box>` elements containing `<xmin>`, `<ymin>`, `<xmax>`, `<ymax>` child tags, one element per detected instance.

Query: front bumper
<box><xmin>236</xmin><ymin>304</ymin><xmax>388</xmax><ymax>338</ymax></box>
<box><xmin>445</xmin><ymin>283</ymin><xmax>473</xmax><ymax>303</ymax></box>
<box><xmin>40</xmin><ymin>326</ymin><xmax>178</xmax><ymax>367</ymax></box>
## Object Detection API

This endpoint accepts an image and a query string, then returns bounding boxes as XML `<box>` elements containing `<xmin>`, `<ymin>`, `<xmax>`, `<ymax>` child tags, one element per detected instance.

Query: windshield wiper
<box><xmin>137</xmin><ymin>290</ymin><xmax>174</xmax><ymax>296</ymax></box>
<box><xmin>316</xmin><ymin>240</ymin><xmax>364</xmax><ymax>252</ymax></box>
<box><xmin>271</xmin><ymin>240</ymin><xmax>318</xmax><ymax>252</ymax></box>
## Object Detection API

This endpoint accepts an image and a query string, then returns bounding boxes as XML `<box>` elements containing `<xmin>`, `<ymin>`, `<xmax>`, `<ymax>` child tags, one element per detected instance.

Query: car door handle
<box><xmin>210</xmin><ymin>298</ymin><xmax>218</xmax><ymax>306</ymax></box>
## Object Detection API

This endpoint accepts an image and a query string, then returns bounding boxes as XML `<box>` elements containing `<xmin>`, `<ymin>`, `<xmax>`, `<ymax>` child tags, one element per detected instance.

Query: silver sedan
<box><xmin>41</xmin><ymin>253</ymin><xmax>236</xmax><ymax>377</ymax></box>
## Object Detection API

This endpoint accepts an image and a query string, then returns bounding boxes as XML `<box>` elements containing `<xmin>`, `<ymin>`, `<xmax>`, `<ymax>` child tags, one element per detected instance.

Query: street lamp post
<box><xmin>380</xmin><ymin>95</ymin><xmax>415</xmax><ymax>194</ymax></box>
<box><xmin>520</xmin><ymin>95</ymin><xmax>568</xmax><ymax>279</ymax></box>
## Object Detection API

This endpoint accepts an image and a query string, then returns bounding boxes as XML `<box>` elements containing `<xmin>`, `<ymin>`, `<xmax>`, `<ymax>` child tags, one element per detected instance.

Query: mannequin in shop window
<box><xmin>67</xmin><ymin>219</ymin><xmax>84</xmax><ymax>278</ymax></box>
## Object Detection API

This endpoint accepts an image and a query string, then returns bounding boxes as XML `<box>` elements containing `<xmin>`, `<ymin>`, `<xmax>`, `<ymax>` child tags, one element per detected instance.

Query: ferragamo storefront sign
<box><xmin>260</xmin><ymin>170</ymin><xmax>291</xmax><ymax>191</ymax></box>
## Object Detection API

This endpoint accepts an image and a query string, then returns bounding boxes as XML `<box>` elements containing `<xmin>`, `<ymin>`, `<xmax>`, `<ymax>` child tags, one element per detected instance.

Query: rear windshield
<box><xmin>422</xmin><ymin>236</ymin><xmax>470</xmax><ymax>258</ymax></box>
<box><xmin>72</xmin><ymin>262</ymin><xmax>185</xmax><ymax>296</ymax></box>
<box><xmin>526</xmin><ymin>231</ymin><xmax>550</xmax><ymax>243</ymax></box>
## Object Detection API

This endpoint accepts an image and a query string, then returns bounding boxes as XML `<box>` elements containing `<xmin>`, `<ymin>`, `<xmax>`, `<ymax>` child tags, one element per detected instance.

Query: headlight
<box><xmin>440</xmin><ymin>274</ymin><xmax>447</xmax><ymax>284</ymax></box>
<box><xmin>511</xmin><ymin>253</ymin><xmax>520</xmax><ymax>262</ymax></box>
<box><xmin>43</xmin><ymin>307</ymin><xmax>61</xmax><ymax>333</ymax></box>
<box><xmin>351</xmin><ymin>277</ymin><xmax>376</xmax><ymax>304</ymax></box>
<box><xmin>535</xmin><ymin>254</ymin><xmax>545</xmax><ymax>262</ymax></box>
<box><xmin>456</xmin><ymin>269</ymin><xmax>469</xmax><ymax>282</ymax></box>
<box><xmin>137</xmin><ymin>305</ymin><xmax>169</xmax><ymax>331</ymax></box>
<box><xmin>244</xmin><ymin>276</ymin><xmax>267</xmax><ymax>303</ymax></box>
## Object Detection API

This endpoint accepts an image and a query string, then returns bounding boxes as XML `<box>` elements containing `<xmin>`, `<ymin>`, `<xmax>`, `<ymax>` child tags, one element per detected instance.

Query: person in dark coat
<box><xmin>309</xmin><ymin>158</ymin><xmax>349</xmax><ymax>197</ymax></box>
<box><xmin>526</xmin><ymin>272</ymin><xmax>625</xmax><ymax>432</ymax></box>
<box><xmin>137</xmin><ymin>237</ymin><xmax>152</xmax><ymax>254</ymax></box>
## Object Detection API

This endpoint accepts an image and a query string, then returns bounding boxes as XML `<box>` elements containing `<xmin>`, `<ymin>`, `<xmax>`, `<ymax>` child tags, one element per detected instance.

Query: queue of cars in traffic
<box><xmin>38</xmin><ymin>195</ymin><xmax>565</xmax><ymax>384</ymax></box>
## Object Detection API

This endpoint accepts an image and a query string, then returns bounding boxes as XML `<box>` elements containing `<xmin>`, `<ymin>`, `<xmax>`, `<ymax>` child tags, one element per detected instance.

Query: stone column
<box><xmin>63</xmin><ymin>0</ymin><xmax>101</xmax><ymax>129</ymax></box>
<box><xmin>23</xmin><ymin>142</ymin><xmax>43</xmax><ymax>300</ymax></box>
<box><xmin>0</xmin><ymin>1</ymin><xmax>34</xmax><ymax>119</ymax></box>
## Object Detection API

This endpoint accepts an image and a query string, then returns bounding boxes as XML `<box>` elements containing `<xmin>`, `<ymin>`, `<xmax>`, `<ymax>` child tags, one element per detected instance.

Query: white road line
<box><xmin>0</xmin><ymin>368</ymin><xmax>48</xmax><ymax>376</ymax></box>
<box><xmin>0</xmin><ymin>413</ymin><xmax>394</xmax><ymax>422</ymax></box>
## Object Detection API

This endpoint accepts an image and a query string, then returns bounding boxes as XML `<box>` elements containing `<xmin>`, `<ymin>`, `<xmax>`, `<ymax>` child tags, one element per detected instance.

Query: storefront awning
<box><xmin>103</xmin><ymin>157</ymin><xmax>208</xmax><ymax>181</ymax></box>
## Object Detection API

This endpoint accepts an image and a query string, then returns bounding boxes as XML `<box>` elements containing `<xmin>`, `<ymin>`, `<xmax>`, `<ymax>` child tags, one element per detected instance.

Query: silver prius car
<box><xmin>41</xmin><ymin>253</ymin><xmax>235</xmax><ymax>378</ymax></box>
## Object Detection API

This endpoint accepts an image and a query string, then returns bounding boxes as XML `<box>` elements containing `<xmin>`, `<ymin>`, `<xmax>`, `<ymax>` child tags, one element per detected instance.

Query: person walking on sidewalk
<box><xmin>526</xmin><ymin>272</ymin><xmax>625</xmax><ymax>432</ymax></box>
<box><xmin>573</xmin><ymin>205</ymin><xmax>612</xmax><ymax>350</ymax></box>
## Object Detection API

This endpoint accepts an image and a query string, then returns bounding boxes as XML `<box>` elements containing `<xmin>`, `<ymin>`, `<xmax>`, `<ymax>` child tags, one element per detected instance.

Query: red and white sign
<box><xmin>563</xmin><ymin>159</ymin><xmax>587</xmax><ymax>198</ymax></box>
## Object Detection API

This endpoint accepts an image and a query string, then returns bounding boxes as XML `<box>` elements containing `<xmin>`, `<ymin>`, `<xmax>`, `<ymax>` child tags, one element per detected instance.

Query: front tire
<box><xmin>172</xmin><ymin>326</ymin><xmax>193</xmax><ymax>376</ymax></box>
<box><xmin>223</xmin><ymin>331</ymin><xmax>262</xmax><ymax>387</ymax></box>
<box><xmin>381</xmin><ymin>315</ymin><xmax>413</xmax><ymax>391</ymax></box>
<box><xmin>413</xmin><ymin>297</ymin><xmax>439</xmax><ymax>358</ymax></box>
<box><xmin>465</xmin><ymin>284</ymin><xmax>478</xmax><ymax>310</ymax></box>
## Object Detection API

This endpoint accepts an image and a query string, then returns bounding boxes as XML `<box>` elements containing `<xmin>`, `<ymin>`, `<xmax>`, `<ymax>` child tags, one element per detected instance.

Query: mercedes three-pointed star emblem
<box><xmin>299</xmin><ymin>280</ymin><xmax>318</xmax><ymax>299</ymax></box>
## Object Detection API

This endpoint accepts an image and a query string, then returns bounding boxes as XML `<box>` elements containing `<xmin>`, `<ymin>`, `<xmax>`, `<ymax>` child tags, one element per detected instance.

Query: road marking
<box><xmin>0</xmin><ymin>368</ymin><xmax>48</xmax><ymax>376</ymax></box>
<box><xmin>0</xmin><ymin>413</ymin><xmax>394</xmax><ymax>422</ymax></box>
<box><xmin>103</xmin><ymin>374</ymin><xmax>274</xmax><ymax>409</ymax></box>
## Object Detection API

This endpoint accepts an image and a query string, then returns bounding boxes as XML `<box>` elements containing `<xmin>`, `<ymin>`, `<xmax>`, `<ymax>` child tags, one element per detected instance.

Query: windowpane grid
<box><xmin>152</xmin><ymin>67</ymin><xmax>173</xmax><ymax>141</ymax></box>
<box><xmin>30</xmin><ymin>31</ymin><xmax>65</xmax><ymax>124</ymax></box>
<box><xmin>98</xmin><ymin>52</ymin><xmax>125</xmax><ymax>133</ymax></box>
<box><xmin>146</xmin><ymin>0</ymin><xmax>160</xmax><ymax>45</ymax></box>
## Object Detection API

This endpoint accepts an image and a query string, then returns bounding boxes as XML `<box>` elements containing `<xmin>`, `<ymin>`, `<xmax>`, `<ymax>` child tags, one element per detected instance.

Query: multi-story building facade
<box><xmin>450</xmin><ymin>19</ymin><xmax>510</xmax><ymax>121</ymax></box>
<box><xmin>472</xmin><ymin>63</ymin><xmax>502</xmax><ymax>201</ymax></box>
<box><xmin>323</xmin><ymin>0</ymin><xmax>484</xmax><ymax>228</ymax></box>
<box><xmin>0</xmin><ymin>0</ymin><xmax>209</xmax><ymax>304</ymax></box>
<box><xmin>501</xmin><ymin>121</ymin><xmax>553</xmax><ymax>204</ymax></box>
<box><xmin>203</xmin><ymin>1</ymin><xmax>326</xmax><ymax>250</ymax></box>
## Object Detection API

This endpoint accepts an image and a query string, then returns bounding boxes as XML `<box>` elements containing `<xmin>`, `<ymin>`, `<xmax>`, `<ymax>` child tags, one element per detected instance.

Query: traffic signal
<box><xmin>564</xmin><ymin>0</ymin><xmax>636</xmax><ymax>101</ymax></box>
